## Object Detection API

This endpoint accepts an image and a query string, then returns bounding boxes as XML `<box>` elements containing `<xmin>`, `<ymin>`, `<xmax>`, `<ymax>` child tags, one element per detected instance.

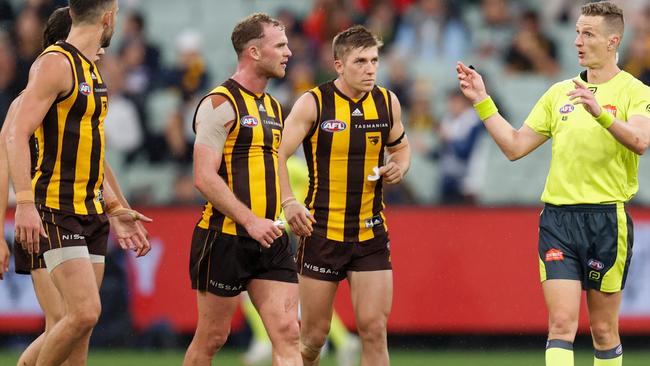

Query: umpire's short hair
<box><xmin>581</xmin><ymin>1</ymin><xmax>624</xmax><ymax>37</ymax></box>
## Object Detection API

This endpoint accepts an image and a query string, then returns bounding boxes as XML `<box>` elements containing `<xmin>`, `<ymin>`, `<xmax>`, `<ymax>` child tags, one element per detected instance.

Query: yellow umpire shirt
<box><xmin>525</xmin><ymin>71</ymin><xmax>650</xmax><ymax>205</ymax></box>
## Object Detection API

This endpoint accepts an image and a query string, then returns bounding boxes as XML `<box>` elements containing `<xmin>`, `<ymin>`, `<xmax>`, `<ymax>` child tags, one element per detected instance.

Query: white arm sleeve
<box><xmin>194</xmin><ymin>97</ymin><xmax>236</xmax><ymax>152</ymax></box>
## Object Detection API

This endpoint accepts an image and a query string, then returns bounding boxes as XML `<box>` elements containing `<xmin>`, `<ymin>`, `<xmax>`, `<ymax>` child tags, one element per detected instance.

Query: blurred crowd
<box><xmin>1</xmin><ymin>0</ymin><xmax>650</xmax><ymax>206</ymax></box>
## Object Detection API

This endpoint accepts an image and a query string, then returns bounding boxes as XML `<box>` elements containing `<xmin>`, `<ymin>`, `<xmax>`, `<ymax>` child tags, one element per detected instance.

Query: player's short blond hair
<box><xmin>581</xmin><ymin>1</ymin><xmax>624</xmax><ymax>37</ymax></box>
<box><xmin>332</xmin><ymin>25</ymin><xmax>383</xmax><ymax>61</ymax></box>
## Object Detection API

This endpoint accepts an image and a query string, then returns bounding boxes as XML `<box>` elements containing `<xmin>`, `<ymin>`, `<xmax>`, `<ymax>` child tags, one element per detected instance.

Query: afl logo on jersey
<box><xmin>79</xmin><ymin>82</ymin><xmax>91</xmax><ymax>96</ymax></box>
<box><xmin>240</xmin><ymin>115</ymin><xmax>259</xmax><ymax>128</ymax></box>
<box><xmin>321</xmin><ymin>120</ymin><xmax>347</xmax><ymax>133</ymax></box>
<box><xmin>559</xmin><ymin>104</ymin><xmax>574</xmax><ymax>114</ymax></box>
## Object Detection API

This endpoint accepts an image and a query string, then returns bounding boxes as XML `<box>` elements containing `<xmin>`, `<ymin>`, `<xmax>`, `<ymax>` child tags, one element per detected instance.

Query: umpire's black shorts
<box><xmin>538</xmin><ymin>203</ymin><xmax>633</xmax><ymax>292</ymax></box>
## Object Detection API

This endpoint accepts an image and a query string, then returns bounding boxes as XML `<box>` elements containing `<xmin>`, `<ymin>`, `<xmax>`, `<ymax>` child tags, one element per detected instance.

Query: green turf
<box><xmin>1</xmin><ymin>349</ymin><xmax>649</xmax><ymax>365</ymax></box>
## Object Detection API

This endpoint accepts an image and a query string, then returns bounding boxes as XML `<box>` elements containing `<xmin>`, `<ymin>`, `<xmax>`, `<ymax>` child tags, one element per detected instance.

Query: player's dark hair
<box><xmin>43</xmin><ymin>7</ymin><xmax>71</xmax><ymax>50</ymax></box>
<box><xmin>68</xmin><ymin>0</ymin><xmax>115</xmax><ymax>24</ymax></box>
<box><xmin>332</xmin><ymin>25</ymin><xmax>383</xmax><ymax>61</ymax></box>
<box><xmin>231</xmin><ymin>13</ymin><xmax>283</xmax><ymax>58</ymax></box>
<box><xmin>581</xmin><ymin>1</ymin><xmax>624</xmax><ymax>36</ymax></box>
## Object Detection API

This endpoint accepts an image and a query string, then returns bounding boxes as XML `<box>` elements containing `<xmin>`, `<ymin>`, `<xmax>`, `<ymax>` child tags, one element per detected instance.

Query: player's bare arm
<box><xmin>0</xmin><ymin>120</ymin><xmax>10</xmax><ymax>279</ymax></box>
<box><xmin>5</xmin><ymin>53</ymin><xmax>73</xmax><ymax>254</ymax></box>
<box><xmin>193</xmin><ymin>95</ymin><xmax>281</xmax><ymax>248</ymax></box>
<box><xmin>278</xmin><ymin>92</ymin><xmax>317</xmax><ymax>237</ymax></box>
<box><xmin>380</xmin><ymin>91</ymin><xmax>410</xmax><ymax>184</ymax></box>
<box><xmin>568</xmin><ymin>79</ymin><xmax>650</xmax><ymax>154</ymax></box>
<box><xmin>456</xmin><ymin>61</ymin><xmax>548</xmax><ymax>161</ymax></box>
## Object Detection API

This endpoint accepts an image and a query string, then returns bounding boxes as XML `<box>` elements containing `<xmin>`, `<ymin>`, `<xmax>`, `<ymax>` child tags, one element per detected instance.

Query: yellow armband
<box><xmin>595</xmin><ymin>109</ymin><xmax>615</xmax><ymax>129</ymax></box>
<box><xmin>473</xmin><ymin>96</ymin><xmax>499</xmax><ymax>121</ymax></box>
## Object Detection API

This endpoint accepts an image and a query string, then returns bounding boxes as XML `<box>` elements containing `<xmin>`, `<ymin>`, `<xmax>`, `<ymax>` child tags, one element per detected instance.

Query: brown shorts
<box><xmin>189</xmin><ymin>227</ymin><xmax>298</xmax><ymax>297</ymax></box>
<box><xmin>13</xmin><ymin>242</ymin><xmax>46</xmax><ymax>275</ymax></box>
<box><xmin>296</xmin><ymin>232</ymin><xmax>392</xmax><ymax>281</ymax></box>
<box><xmin>14</xmin><ymin>205</ymin><xmax>109</xmax><ymax>274</ymax></box>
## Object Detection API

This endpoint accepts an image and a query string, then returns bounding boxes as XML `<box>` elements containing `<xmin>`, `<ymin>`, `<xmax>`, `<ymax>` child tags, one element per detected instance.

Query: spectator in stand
<box><xmin>472</xmin><ymin>0</ymin><xmax>515</xmax><ymax>59</ymax></box>
<box><xmin>504</xmin><ymin>9</ymin><xmax>560</xmax><ymax>78</ymax></box>
<box><xmin>9</xmin><ymin>5</ymin><xmax>49</xmax><ymax>103</ymax></box>
<box><xmin>164</xmin><ymin>96</ymin><xmax>199</xmax><ymax>165</ymax></box>
<box><xmin>354</xmin><ymin>0</ymin><xmax>415</xmax><ymax>14</ymax></box>
<box><xmin>100</xmin><ymin>55</ymin><xmax>143</xmax><ymax>159</ymax></box>
<box><xmin>314</xmin><ymin>42</ymin><xmax>337</xmax><ymax>84</ymax></box>
<box><xmin>0</xmin><ymin>0</ymin><xmax>14</xmax><ymax>31</ymax></box>
<box><xmin>162</xmin><ymin>30</ymin><xmax>210</xmax><ymax>165</ymax></box>
<box><xmin>164</xmin><ymin>29</ymin><xmax>209</xmax><ymax>101</ymax></box>
<box><xmin>622</xmin><ymin>5</ymin><xmax>650</xmax><ymax>85</ymax></box>
<box><xmin>385</xmin><ymin>54</ymin><xmax>413</xmax><ymax>110</ymax></box>
<box><xmin>393</xmin><ymin>0</ymin><xmax>469</xmax><ymax>64</ymax></box>
<box><xmin>540</xmin><ymin>0</ymin><xmax>581</xmax><ymax>25</ymax></box>
<box><xmin>303</xmin><ymin>0</ymin><xmax>355</xmax><ymax>46</ymax></box>
<box><xmin>120</xmin><ymin>11</ymin><xmax>161</xmax><ymax>82</ymax></box>
<box><xmin>431</xmin><ymin>90</ymin><xmax>484</xmax><ymax>205</ymax></box>
<box><xmin>0</xmin><ymin>31</ymin><xmax>19</xmax><ymax>124</ymax></box>
<box><xmin>118</xmin><ymin>12</ymin><xmax>161</xmax><ymax>162</ymax></box>
<box><xmin>408</xmin><ymin>82</ymin><xmax>436</xmax><ymax>132</ymax></box>
<box><xmin>362</xmin><ymin>0</ymin><xmax>401</xmax><ymax>48</ymax></box>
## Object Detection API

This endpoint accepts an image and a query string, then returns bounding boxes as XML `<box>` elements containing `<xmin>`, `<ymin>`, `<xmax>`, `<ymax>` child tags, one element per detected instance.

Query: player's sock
<box><xmin>328</xmin><ymin>312</ymin><xmax>349</xmax><ymax>349</ymax></box>
<box><xmin>594</xmin><ymin>344</ymin><xmax>623</xmax><ymax>366</ymax></box>
<box><xmin>545</xmin><ymin>339</ymin><xmax>574</xmax><ymax>366</ymax></box>
<box><xmin>242</xmin><ymin>296</ymin><xmax>270</xmax><ymax>343</ymax></box>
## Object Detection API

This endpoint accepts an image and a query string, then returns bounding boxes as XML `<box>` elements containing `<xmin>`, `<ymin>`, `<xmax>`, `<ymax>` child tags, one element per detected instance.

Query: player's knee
<box><xmin>206</xmin><ymin>335</ymin><xmax>229</xmax><ymax>354</ymax></box>
<box><xmin>300</xmin><ymin>339</ymin><xmax>323</xmax><ymax>360</ymax></box>
<box><xmin>198</xmin><ymin>327</ymin><xmax>230</xmax><ymax>355</ymax></box>
<box><xmin>301</xmin><ymin>327</ymin><xmax>328</xmax><ymax>353</ymax></box>
<box><xmin>548</xmin><ymin>312</ymin><xmax>578</xmax><ymax>337</ymax></box>
<box><xmin>273</xmin><ymin>318</ymin><xmax>300</xmax><ymax>345</ymax></box>
<box><xmin>357</xmin><ymin>317</ymin><xmax>387</xmax><ymax>344</ymax></box>
<box><xmin>69</xmin><ymin>304</ymin><xmax>101</xmax><ymax>332</ymax></box>
<box><xmin>590</xmin><ymin>321</ymin><xmax>618</xmax><ymax>347</ymax></box>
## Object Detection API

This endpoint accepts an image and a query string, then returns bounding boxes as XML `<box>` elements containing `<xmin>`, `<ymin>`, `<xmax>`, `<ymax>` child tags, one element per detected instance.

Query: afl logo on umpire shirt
<box><xmin>79</xmin><ymin>82</ymin><xmax>91</xmax><ymax>96</ymax></box>
<box><xmin>321</xmin><ymin>120</ymin><xmax>347</xmax><ymax>133</ymax></box>
<box><xmin>559</xmin><ymin>104</ymin><xmax>574</xmax><ymax>114</ymax></box>
<box><xmin>240</xmin><ymin>115</ymin><xmax>259</xmax><ymax>128</ymax></box>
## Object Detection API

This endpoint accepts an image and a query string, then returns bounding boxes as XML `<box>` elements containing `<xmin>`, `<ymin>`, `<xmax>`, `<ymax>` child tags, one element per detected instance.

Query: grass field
<box><xmin>1</xmin><ymin>349</ymin><xmax>650</xmax><ymax>365</ymax></box>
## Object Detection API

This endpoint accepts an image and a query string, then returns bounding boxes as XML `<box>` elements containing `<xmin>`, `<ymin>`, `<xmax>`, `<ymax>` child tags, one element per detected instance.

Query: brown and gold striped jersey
<box><xmin>32</xmin><ymin>41</ymin><xmax>108</xmax><ymax>215</ymax></box>
<box><xmin>195</xmin><ymin>79</ymin><xmax>284</xmax><ymax>237</ymax></box>
<box><xmin>304</xmin><ymin>81</ymin><xmax>394</xmax><ymax>242</ymax></box>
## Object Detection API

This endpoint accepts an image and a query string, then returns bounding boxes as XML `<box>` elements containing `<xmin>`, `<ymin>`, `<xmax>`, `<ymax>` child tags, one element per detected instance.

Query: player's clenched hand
<box><xmin>109</xmin><ymin>213</ymin><xmax>151</xmax><ymax>257</ymax></box>
<box><xmin>14</xmin><ymin>203</ymin><xmax>47</xmax><ymax>255</ymax></box>
<box><xmin>244</xmin><ymin>217</ymin><xmax>283</xmax><ymax>249</ymax></box>
<box><xmin>285</xmin><ymin>203</ymin><xmax>315</xmax><ymax>237</ymax></box>
<box><xmin>567</xmin><ymin>79</ymin><xmax>601</xmax><ymax>117</ymax></box>
<box><xmin>0</xmin><ymin>238</ymin><xmax>9</xmax><ymax>280</ymax></box>
<box><xmin>378</xmin><ymin>161</ymin><xmax>404</xmax><ymax>184</ymax></box>
<box><xmin>456</xmin><ymin>61</ymin><xmax>488</xmax><ymax>104</ymax></box>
